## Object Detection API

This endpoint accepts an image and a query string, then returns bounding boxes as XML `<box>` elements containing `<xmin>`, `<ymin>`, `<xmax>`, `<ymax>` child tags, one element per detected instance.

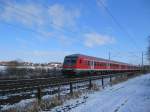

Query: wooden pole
<box><xmin>70</xmin><ymin>82</ymin><xmax>73</xmax><ymax>95</ymax></box>
<box><xmin>102</xmin><ymin>76</ymin><xmax>104</xmax><ymax>88</ymax></box>
<box><xmin>37</xmin><ymin>86</ymin><xmax>41</xmax><ymax>103</ymax></box>
<box><xmin>58</xmin><ymin>85</ymin><xmax>61</xmax><ymax>100</ymax></box>
<box><xmin>89</xmin><ymin>78</ymin><xmax>92</xmax><ymax>89</ymax></box>
<box><xmin>110</xmin><ymin>75</ymin><xmax>112</xmax><ymax>83</ymax></box>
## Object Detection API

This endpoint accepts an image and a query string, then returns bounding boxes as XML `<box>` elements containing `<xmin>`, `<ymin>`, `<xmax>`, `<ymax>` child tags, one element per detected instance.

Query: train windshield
<box><xmin>64</xmin><ymin>57</ymin><xmax>77</xmax><ymax>65</ymax></box>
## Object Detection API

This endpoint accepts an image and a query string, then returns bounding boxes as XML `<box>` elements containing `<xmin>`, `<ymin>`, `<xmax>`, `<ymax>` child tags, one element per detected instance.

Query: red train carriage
<box><xmin>62</xmin><ymin>54</ymin><xmax>139</xmax><ymax>77</ymax></box>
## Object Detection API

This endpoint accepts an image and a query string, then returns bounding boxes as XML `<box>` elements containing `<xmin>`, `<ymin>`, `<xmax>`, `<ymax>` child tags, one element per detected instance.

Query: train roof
<box><xmin>65</xmin><ymin>54</ymin><xmax>135</xmax><ymax>66</ymax></box>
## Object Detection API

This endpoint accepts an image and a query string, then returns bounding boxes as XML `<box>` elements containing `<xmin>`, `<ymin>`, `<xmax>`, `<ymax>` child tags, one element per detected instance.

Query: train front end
<box><xmin>62</xmin><ymin>55</ymin><xmax>79</xmax><ymax>77</ymax></box>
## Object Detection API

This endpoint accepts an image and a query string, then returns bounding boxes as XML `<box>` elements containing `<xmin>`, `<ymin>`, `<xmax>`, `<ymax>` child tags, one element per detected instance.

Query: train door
<box><xmin>90</xmin><ymin>60</ymin><xmax>94</xmax><ymax>70</ymax></box>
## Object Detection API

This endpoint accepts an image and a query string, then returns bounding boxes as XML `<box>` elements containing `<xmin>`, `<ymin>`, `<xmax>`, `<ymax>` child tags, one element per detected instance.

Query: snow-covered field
<box><xmin>51</xmin><ymin>74</ymin><xmax>150</xmax><ymax>112</ymax></box>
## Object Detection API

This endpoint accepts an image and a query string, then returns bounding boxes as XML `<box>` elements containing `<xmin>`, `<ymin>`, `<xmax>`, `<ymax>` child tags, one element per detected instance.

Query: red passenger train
<box><xmin>62</xmin><ymin>54</ymin><xmax>139</xmax><ymax>77</ymax></box>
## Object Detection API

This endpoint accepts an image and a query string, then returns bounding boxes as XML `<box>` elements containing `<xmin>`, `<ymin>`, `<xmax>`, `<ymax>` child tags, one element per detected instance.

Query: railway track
<box><xmin>0</xmin><ymin>72</ymin><xmax>141</xmax><ymax>106</ymax></box>
<box><xmin>0</xmin><ymin>76</ymin><xmax>87</xmax><ymax>90</ymax></box>
<box><xmin>0</xmin><ymin>75</ymin><xmax>105</xmax><ymax>105</ymax></box>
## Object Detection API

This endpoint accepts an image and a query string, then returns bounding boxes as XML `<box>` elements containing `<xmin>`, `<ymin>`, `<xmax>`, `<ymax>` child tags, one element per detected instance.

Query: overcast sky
<box><xmin>0</xmin><ymin>0</ymin><xmax>150</xmax><ymax>64</ymax></box>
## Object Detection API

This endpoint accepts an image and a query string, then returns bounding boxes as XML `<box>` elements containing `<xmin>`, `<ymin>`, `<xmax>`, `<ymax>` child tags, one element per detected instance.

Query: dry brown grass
<box><xmin>39</xmin><ymin>90</ymin><xmax>83</xmax><ymax>111</ymax></box>
<box><xmin>40</xmin><ymin>95</ymin><xmax>62</xmax><ymax>111</ymax></box>
<box><xmin>111</xmin><ymin>76</ymin><xmax>128</xmax><ymax>85</ymax></box>
<box><xmin>92</xmin><ymin>83</ymin><xmax>100</xmax><ymax>91</ymax></box>
<box><xmin>40</xmin><ymin>84</ymin><xmax>100</xmax><ymax>111</ymax></box>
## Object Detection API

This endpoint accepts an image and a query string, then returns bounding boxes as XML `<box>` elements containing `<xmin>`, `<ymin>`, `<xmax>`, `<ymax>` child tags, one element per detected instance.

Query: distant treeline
<box><xmin>0</xmin><ymin>66</ymin><xmax>62</xmax><ymax>79</ymax></box>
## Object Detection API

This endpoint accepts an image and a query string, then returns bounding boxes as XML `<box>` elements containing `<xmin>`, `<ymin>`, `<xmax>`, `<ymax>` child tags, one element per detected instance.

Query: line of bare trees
<box><xmin>0</xmin><ymin>60</ymin><xmax>62</xmax><ymax>79</ymax></box>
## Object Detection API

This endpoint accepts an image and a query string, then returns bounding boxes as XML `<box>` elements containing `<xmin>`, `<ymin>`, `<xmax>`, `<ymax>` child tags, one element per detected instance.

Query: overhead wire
<box><xmin>96</xmin><ymin>0</ymin><xmax>147</xmax><ymax>64</ymax></box>
<box><xmin>96</xmin><ymin>0</ymin><xmax>139</xmax><ymax>51</ymax></box>
<box><xmin>0</xmin><ymin>1</ymin><xmax>142</xmax><ymax>48</ymax></box>
<box><xmin>112</xmin><ymin>51</ymin><xmax>148</xmax><ymax>65</ymax></box>
<box><xmin>0</xmin><ymin>1</ymin><xmax>145</xmax><ymax>64</ymax></box>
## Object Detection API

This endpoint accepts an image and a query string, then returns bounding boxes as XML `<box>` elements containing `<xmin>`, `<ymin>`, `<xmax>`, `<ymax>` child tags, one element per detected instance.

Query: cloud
<box><xmin>48</xmin><ymin>4</ymin><xmax>80</xmax><ymax>29</ymax></box>
<box><xmin>0</xmin><ymin>2</ymin><xmax>80</xmax><ymax>39</ymax></box>
<box><xmin>0</xmin><ymin>2</ymin><xmax>80</xmax><ymax>29</ymax></box>
<box><xmin>84</xmin><ymin>32</ymin><xmax>115</xmax><ymax>48</ymax></box>
<box><xmin>0</xmin><ymin>3</ymin><xmax>44</xmax><ymax>27</ymax></box>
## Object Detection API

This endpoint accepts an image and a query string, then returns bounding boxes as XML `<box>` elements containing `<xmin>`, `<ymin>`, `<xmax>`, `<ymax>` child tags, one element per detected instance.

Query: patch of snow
<box><xmin>71</xmin><ymin>74</ymin><xmax>150</xmax><ymax>112</ymax></box>
<box><xmin>1</xmin><ymin>98</ymin><xmax>36</xmax><ymax>111</ymax></box>
<box><xmin>50</xmin><ymin>74</ymin><xmax>150</xmax><ymax>112</ymax></box>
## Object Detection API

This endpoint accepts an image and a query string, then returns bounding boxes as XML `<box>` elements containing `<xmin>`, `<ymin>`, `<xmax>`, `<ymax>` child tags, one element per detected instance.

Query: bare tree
<box><xmin>147</xmin><ymin>36</ymin><xmax>150</xmax><ymax>64</ymax></box>
<box><xmin>5</xmin><ymin>60</ymin><xmax>25</xmax><ymax>79</ymax></box>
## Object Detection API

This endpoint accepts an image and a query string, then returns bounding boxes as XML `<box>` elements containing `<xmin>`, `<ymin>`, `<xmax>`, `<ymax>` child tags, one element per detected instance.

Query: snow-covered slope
<box><xmin>71</xmin><ymin>74</ymin><xmax>150</xmax><ymax>112</ymax></box>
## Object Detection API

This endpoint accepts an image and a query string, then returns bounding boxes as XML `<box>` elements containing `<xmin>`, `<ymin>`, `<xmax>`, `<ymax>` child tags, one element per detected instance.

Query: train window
<box><xmin>72</xmin><ymin>59</ymin><xmax>76</xmax><ymax>64</ymax></box>
<box><xmin>88</xmin><ymin>61</ymin><xmax>90</xmax><ymax>66</ymax></box>
<box><xmin>94</xmin><ymin>62</ymin><xmax>97</xmax><ymax>66</ymax></box>
<box><xmin>64</xmin><ymin>57</ymin><xmax>77</xmax><ymax>65</ymax></box>
<box><xmin>99</xmin><ymin>63</ymin><xmax>106</xmax><ymax>66</ymax></box>
<box><xmin>65</xmin><ymin>59</ymin><xmax>70</xmax><ymax>63</ymax></box>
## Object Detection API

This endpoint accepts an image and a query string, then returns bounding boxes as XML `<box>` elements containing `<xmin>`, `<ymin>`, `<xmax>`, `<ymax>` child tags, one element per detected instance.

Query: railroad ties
<box><xmin>0</xmin><ymin>71</ymin><xmax>141</xmax><ymax>106</ymax></box>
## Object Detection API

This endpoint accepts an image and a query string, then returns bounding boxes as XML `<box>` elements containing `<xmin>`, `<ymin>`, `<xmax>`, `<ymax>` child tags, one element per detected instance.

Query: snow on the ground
<box><xmin>51</xmin><ymin>74</ymin><xmax>150</xmax><ymax>112</ymax></box>
<box><xmin>71</xmin><ymin>74</ymin><xmax>150</xmax><ymax>112</ymax></box>
<box><xmin>1</xmin><ymin>98</ymin><xmax>36</xmax><ymax>111</ymax></box>
<box><xmin>2</xmin><ymin>74</ymin><xmax>150</xmax><ymax>112</ymax></box>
